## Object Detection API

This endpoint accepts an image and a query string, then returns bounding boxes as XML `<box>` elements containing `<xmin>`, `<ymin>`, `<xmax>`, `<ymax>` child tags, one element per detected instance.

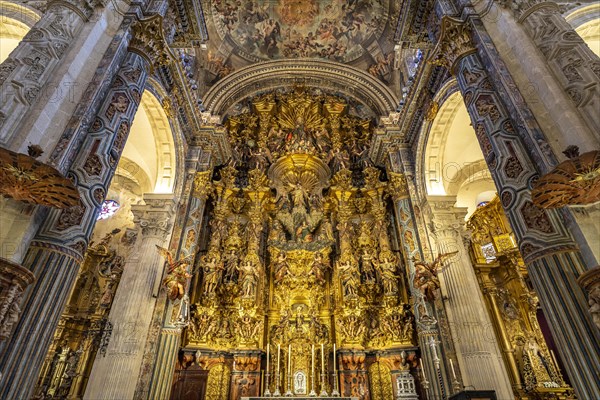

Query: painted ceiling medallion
<box><xmin>210</xmin><ymin>0</ymin><xmax>391</xmax><ymax>62</ymax></box>
<box><xmin>0</xmin><ymin>145</ymin><xmax>80</xmax><ymax>208</ymax></box>
<box><xmin>532</xmin><ymin>145</ymin><xmax>600</xmax><ymax>208</ymax></box>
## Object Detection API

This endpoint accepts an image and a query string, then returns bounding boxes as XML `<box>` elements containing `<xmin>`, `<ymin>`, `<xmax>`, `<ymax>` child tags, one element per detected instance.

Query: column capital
<box><xmin>387</xmin><ymin>172</ymin><xmax>409</xmax><ymax>201</ymax></box>
<box><xmin>427</xmin><ymin>196</ymin><xmax>470</xmax><ymax>239</ymax></box>
<box><xmin>132</xmin><ymin>194</ymin><xmax>176</xmax><ymax>238</ymax></box>
<box><xmin>428</xmin><ymin>16</ymin><xmax>477</xmax><ymax>74</ymax></box>
<box><xmin>192</xmin><ymin>170</ymin><xmax>214</xmax><ymax>200</ymax></box>
<box><xmin>128</xmin><ymin>15</ymin><xmax>173</xmax><ymax>70</ymax></box>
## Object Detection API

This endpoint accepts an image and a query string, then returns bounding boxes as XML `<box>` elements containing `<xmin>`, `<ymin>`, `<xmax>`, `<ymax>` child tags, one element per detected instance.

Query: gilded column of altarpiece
<box><xmin>178</xmin><ymin>89</ymin><xmax>418</xmax><ymax>399</ymax></box>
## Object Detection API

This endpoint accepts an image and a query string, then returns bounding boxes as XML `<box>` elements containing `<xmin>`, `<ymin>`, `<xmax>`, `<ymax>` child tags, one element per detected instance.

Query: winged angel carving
<box><xmin>156</xmin><ymin>246</ymin><xmax>194</xmax><ymax>301</ymax></box>
<box><xmin>412</xmin><ymin>251</ymin><xmax>458</xmax><ymax>302</ymax></box>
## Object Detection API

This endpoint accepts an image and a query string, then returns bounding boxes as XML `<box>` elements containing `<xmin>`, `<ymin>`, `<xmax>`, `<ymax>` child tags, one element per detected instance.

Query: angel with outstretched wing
<box><xmin>156</xmin><ymin>245</ymin><xmax>194</xmax><ymax>301</ymax></box>
<box><xmin>412</xmin><ymin>251</ymin><xmax>458</xmax><ymax>302</ymax></box>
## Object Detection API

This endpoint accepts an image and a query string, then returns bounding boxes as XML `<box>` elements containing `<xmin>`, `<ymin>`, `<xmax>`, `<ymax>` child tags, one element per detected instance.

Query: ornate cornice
<box><xmin>428</xmin><ymin>16</ymin><xmax>477</xmax><ymax>74</ymax></box>
<box><xmin>388</xmin><ymin>172</ymin><xmax>410</xmax><ymax>201</ymax></box>
<box><xmin>202</xmin><ymin>59</ymin><xmax>399</xmax><ymax>118</ymax></box>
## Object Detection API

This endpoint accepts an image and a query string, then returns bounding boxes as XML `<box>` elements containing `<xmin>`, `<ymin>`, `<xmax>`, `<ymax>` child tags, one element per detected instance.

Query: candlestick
<box><xmin>330</xmin><ymin>343</ymin><xmax>339</xmax><ymax>397</ymax></box>
<box><xmin>320</xmin><ymin>344</ymin><xmax>328</xmax><ymax>396</ymax></box>
<box><xmin>264</xmin><ymin>344</ymin><xmax>271</xmax><ymax>396</ymax></box>
<box><xmin>333</xmin><ymin>344</ymin><xmax>336</xmax><ymax>371</ymax></box>
<box><xmin>285</xmin><ymin>344</ymin><xmax>292</xmax><ymax>396</ymax></box>
<box><xmin>321</xmin><ymin>344</ymin><xmax>325</xmax><ymax>375</ymax></box>
<box><xmin>274</xmin><ymin>344</ymin><xmax>281</xmax><ymax>396</ymax></box>
<box><xmin>449</xmin><ymin>358</ymin><xmax>461</xmax><ymax>393</ymax></box>
<box><xmin>309</xmin><ymin>344</ymin><xmax>316</xmax><ymax>397</ymax></box>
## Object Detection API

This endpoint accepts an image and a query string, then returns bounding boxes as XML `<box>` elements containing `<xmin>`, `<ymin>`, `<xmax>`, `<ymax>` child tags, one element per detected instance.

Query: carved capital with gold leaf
<box><xmin>428</xmin><ymin>16</ymin><xmax>477</xmax><ymax>74</ymax></box>
<box><xmin>128</xmin><ymin>15</ymin><xmax>173</xmax><ymax>70</ymax></box>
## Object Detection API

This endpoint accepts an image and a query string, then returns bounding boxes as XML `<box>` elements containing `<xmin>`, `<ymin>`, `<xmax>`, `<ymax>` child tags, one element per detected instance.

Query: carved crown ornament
<box><xmin>0</xmin><ymin>145</ymin><xmax>81</xmax><ymax>208</ymax></box>
<box><xmin>532</xmin><ymin>146</ymin><xmax>600</xmax><ymax>208</ymax></box>
<box><xmin>128</xmin><ymin>15</ymin><xmax>174</xmax><ymax>71</ymax></box>
<box><xmin>428</xmin><ymin>16</ymin><xmax>477</xmax><ymax>75</ymax></box>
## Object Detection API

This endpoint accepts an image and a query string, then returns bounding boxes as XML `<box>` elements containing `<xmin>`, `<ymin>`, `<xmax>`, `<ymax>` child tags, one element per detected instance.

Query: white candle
<box><xmin>449</xmin><ymin>358</ymin><xmax>456</xmax><ymax>380</ymax></box>
<box><xmin>266</xmin><ymin>344</ymin><xmax>270</xmax><ymax>374</ymax></box>
<box><xmin>333</xmin><ymin>343</ymin><xmax>336</xmax><ymax>371</ymax></box>
<box><xmin>311</xmin><ymin>344</ymin><xmax>315</xmax><ymax>389</ymax></box>
<box><xmin>321</xmin><ymin>344</ymin><xmax>325</xmax><ymax>375</ymax></box>
<box><xmin>288</xmin><ymin>344</ymin><xmax>292</xmax><ymax>377</ymax></box>
<box><xmin>277</xmin><ymin>344</ymin><xmax>281</xmax><ymax>377</ymax></box>
<box><xmin>420</xmin><ymin>359</ymin><xmax>425</xmax><ymax>379</ymax></box>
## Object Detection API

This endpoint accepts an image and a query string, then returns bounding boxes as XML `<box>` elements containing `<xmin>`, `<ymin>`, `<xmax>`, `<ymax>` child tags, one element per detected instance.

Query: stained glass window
<box><xmin>97</xmin><ymin>200</ymin><xmax>120</xmax><ymax>220</ymax></box>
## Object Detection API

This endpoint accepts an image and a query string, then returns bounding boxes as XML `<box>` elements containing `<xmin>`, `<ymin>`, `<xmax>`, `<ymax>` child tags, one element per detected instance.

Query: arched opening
<box><xmin>566</xmin><ymin>3</ymin><xmax>600</xmax><ymax>56</ymax></box>
<box><xmin>0</xmin><ymin>2</ymin><xmax>40</xmax><ymax>62</ymax></box>
<box><xmin>423</xmin><ymin>90</ymin><xmax>495</xmax><ymax>218</ymax></box>
<box><xmin>91</xmin><ymin>89</ymin><xmax>177</xmax><ymax>238</ymax></box>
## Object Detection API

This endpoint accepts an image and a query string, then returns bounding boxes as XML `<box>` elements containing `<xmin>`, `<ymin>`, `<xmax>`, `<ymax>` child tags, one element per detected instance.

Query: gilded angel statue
<box><xmin>412</xmin><ymin>251</ymin><xmax>458</xmax><ymax>302</ymax></box>
<box><xmin>156</xmin><ymin>245</ymin><xmax>194</xmax><ymax>301</ymax></box>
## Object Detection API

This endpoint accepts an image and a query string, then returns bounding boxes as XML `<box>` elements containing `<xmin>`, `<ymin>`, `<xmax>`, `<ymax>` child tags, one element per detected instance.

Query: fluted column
<box><xmin>500</xmin><ymin>0</ymin><xmax>600</xmax><ymax>136</ymax></box>
<box><xmin>428</xmin><ymin>196</ymin><xmax>513</xmax><ymax>398</ymax></box>
<box><xmin>0</xmin><ymin>16</ymin><xmax>171</xmax><ymax>399</ymax></box>
<box><xmin>84</xmin><ymin>194</ymin><xmax>175</xmax><ymax>400</ymax></box>
<box><xmin>429</xmin><ymin>14</ymin><xmax>600</xmax><ymax>397</ymax></box>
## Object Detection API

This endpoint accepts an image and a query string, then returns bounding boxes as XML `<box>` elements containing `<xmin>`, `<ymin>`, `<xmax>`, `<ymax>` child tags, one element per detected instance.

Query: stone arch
<box><xmin>566</xmin><ymin>3</ymin><xmax>600</xmax><ymax>56</ymax></box>
<box><xmin>0</xmin><ymin>1</ymin><xmax>40</xmax><ymax>62</ymax></box>
<box><xmin>417</xmin><ymin>79</ymin><xmax>497</xmax><ymax>217</ymax></box>
<box><xmin>120</xmin><ymin>88</ymin><xmax>177</xmax><ymax>194</ymax></box>
<box><xmin>202</xmin><ymin>59</ymin><xmax>399</xmax><ymax>118</ymax></box>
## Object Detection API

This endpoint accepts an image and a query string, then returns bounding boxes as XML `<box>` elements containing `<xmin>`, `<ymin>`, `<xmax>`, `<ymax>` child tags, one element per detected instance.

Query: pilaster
<box><xmin>142</xmin><ymin>155</ymin><xmax>213</xmax><ymax>400</ymax></box>
<box><xmin>386</xmin><ymin>156</ymin><xmax>448</xmax><ymax>399</ymax></box>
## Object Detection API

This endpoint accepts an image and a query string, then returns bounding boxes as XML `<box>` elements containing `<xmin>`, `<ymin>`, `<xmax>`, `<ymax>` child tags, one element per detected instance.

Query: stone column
<box><xmin>429</xmin><ymin>15</ymin><xmax>600</xmax><ymax>397</ymax></box>
<box><xmin>84</xmin><ymin>194</ymin><xmax>175</xmax><ymax>400</ymax></box>
<box><xmin>427</xmin><ymin>196</ymin><xmax>513</xmax><ymax>398</ymax></box>
<box><xmin>0</xmin><ymin>16</ymin><xmax>170</xmax><ymax>399</ymax></box>
<box><xmin>500</xmin><ymin>0</ymin><xmax>600</xmax><ymax>136</ymax></box>
<box><xmin>143</xmin><ymin>160</ymin><xmax>214</xmax><ymax>400</ymax></box>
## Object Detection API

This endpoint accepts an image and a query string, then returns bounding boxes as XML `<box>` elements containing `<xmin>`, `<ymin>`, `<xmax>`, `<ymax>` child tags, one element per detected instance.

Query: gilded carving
<box><xmin>428</xmin><ymin>16</ymin><xmax>477</xmax><ymax>73</ymax></box>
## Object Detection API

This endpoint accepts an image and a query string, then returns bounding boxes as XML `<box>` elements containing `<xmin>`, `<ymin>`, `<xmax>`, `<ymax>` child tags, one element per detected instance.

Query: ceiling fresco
<box><xmin>207</xmin><ymin>0</ymin><xmax>397</xmax><ymax>63</ymax></box>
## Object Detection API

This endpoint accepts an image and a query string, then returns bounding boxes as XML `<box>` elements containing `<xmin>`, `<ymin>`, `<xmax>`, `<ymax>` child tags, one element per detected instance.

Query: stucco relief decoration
<box><xmin>0</xmin><ymin>145</ymin><xmax>80</xmax><ymax>208</ymax></box>
<box><xmin>532</xmin><ymin>146</ymin><xmax>600</xmax><ymax>208</ymax></box>
<box><xmin>209</xmin><ymin>0</ymin><xmax>396</xmax><ymax>62</ymax></box>
<box><xmin>520</xmin><ymin>201</ymin><xmax>555</xmax><ymax>234</ymax></box>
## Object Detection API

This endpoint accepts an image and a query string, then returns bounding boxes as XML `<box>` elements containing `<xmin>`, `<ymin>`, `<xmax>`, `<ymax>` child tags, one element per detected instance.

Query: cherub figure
<box><xmin>412</xmin><ymin>251</ymin><xmax>457</xmax><ymax>302</ymax></box>
<box><xmin>156</xmin><ymin>245</ymin><xmax>194</xmax><ymax>301</ymax></box>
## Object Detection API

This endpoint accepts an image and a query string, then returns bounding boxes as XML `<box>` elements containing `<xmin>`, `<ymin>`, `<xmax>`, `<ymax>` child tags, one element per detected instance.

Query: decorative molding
<box><xmin>428</xmin><ymin>16</ymin><xmax>477</xmax><ymax>74</ymax></box>
<box><xmin>202</xmin><ymin>59</ymin><xmax>399</xmax><ymax>117</ymax></box>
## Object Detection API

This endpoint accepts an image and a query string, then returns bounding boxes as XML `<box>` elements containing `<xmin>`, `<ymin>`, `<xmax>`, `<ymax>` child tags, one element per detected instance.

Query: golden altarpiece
<box><xmin>171</xmin><ymin>89</ymin><xmax>418</xmax><ymax>399</ymax></box>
